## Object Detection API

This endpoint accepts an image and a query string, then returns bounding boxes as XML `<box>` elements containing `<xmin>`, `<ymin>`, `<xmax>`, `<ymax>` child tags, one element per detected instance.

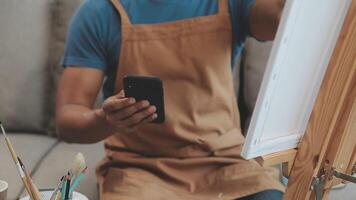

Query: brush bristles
<box><xmin>72</xmin><ymin>152</ymin><xmax>86</xmax><ymax>176</ymax></box>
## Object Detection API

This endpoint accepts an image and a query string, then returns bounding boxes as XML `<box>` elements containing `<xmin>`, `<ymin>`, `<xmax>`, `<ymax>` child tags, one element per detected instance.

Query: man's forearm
<box><xmin>249</xmin><ymin>0</ymin><xmax>285</xmax><ymax>40</ymax></box>
<box><xmin>56</xmin><ymin>104</ymin><xmax>113</xmax><ymax>144</ymax></box>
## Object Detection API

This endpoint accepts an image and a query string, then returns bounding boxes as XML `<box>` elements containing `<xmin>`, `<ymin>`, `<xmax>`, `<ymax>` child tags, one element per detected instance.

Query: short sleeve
<box><xmin>61</xmin><ymin>0</ymin><xmax>111</xmax><ymax>71</ymax></box>
<box><xmin>229</xmin><ymin>0</ymin><xmax>256</xmax><ymax>45</ymax></box>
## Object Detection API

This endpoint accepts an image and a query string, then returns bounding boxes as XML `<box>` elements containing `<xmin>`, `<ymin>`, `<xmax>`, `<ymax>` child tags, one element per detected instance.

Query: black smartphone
<box><xmin>123</xmin><ymin>75</ymin><xmax>165</xmax><ymax>123</ymax></box>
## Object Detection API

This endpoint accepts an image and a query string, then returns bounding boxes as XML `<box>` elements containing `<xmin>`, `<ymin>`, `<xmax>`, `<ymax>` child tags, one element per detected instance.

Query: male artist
<box><xmin>56</xmin><ymin>0</ymin><xmax>285</xmax><ymax>199</ymax></box>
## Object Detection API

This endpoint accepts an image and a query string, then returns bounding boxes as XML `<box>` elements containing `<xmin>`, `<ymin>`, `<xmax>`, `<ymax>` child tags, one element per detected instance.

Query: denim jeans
<box><xmin>237</xmin><ymin>190</ymin><xmax>283</xmax><ymax>200</ymax></box>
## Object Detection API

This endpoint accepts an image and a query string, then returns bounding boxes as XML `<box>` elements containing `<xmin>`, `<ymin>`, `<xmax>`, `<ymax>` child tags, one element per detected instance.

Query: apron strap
<box><xmin>110</xmin><ymin>0</ymin><xmax>132</xmax><ymax>26</ymax></box>
<box><xmin>218</xmin><ymin>0</ymin><xmax>229</xmax><ymax>15</ymax></box>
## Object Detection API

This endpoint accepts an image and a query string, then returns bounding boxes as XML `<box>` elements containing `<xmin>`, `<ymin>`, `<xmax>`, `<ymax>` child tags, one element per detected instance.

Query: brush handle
<box><xmin>61</xmin><ymin>180</ymin><xmax>67</xmax><ymax>200</ymax></box>
<box><xmin>23</xmin><ymin>169</ymin><xmax>38</xmax><ymax>200</ymax></box>
<box><xmin>5</xmin><ymin>137</ymin><xmax>18</xmax><ymax>163</ymax></box>
<box><xmin>4</xmin><ymin>138</ymin><xmax>33</xmax><ymax>197</ymax></box>
<box><xmin>14</xmin><ymin>160</ymin><xmax>34</xmax><ymax>200</ymax></box>
<box><xmin>55</xmin><ymin>191</ymin><xmax>62</xmax><ymax>200</ymax></box>
<box><xmin>23</xmin><ymin>176</ymin><xmax>35</xmax><ymax>200</ymax></box>
<box><xmin>2</xmin><ymin>128</ymin><xmax>39</xmax><ymax>200</ymax></box>
<box><xmin>65</xmin><ymin>178</ymin><xmax>71</xmax><ymax>200</ymax></box>
<box><xmin>31</xmin><ymin>183</ymin><xmax>42</xmax><ymax>200</ymax></box>
<box><xmin>50</xmin><ymin>180</ymin><xmax>63</xmax><ymax>200</ymax></box>
<box><xmin>50</xmin><ymin>189</ymin><xmax>59</xmax><ymax>200</ymax></box>
<box><xmin>69</xmin><ymin>173</ymin><xmax>84</xmax><ymax>194</ymax></box>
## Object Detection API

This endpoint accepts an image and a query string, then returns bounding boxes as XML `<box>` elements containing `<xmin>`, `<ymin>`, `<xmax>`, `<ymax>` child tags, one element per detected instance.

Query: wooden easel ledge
<box><xmin>256</xmin><ymin>149</ymin><xmax>297</xmax><ymax>177</ymax></box>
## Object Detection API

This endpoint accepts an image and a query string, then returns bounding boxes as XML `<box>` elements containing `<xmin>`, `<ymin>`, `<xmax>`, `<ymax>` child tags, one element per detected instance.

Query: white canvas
<box><xmin>242</xmin><ymin>0</ymin><xmax>352</xmax><ymax>159</ymax></box>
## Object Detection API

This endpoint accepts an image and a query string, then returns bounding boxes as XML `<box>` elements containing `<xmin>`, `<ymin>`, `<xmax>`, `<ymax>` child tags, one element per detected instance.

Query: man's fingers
<box><xmin>103</xmin><ymin>91</ymin><xmax>158</xmax><ymax>132</ymax></box>
<box><xmin>106</xmin><ymin>103</ymin><xmax>155</xmax><ymax>125</ymax></box>
<box><xmin>107</xmin><ymin>110</ymin><xmax>157</xmax><ymax>133</ymax></box>
<box><xmin>123</xmin><ymin>106</ymin><xmax>157</xmax><ymax>127</ymax></box>
<box><xmin>128</xmin><ymin>113</ymin><xmax>158</xmax><ymax>130</ymax></box>
<box><xmin>102</xmin><ymin>97</ymin><xmax>135</xmax><ymax>112</ymax></box>
<box><xmin>140</xmin><ymin>113</ymin><xmax>158</xmax><ymax>124</ymax></box>
<box><xmin>120</xmin><ymin>100</ymin><xmax>151</xmax><ymax>120</ymax></box>
<box><xmin>127</xmin><ymin>114</ymin><xmax>157</xmax><ymax>131</ymax></box>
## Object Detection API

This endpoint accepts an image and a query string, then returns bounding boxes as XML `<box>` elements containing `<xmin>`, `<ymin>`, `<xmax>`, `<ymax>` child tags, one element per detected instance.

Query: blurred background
<box><xmin>0</xmin><ymin>0</ymin><xmax>354</xmax><ymax>199</ymax></box>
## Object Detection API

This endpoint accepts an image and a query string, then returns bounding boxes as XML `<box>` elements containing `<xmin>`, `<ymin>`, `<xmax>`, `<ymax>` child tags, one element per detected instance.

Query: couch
<box><xmin>0</xmin><ymin>1</ymin><xmax>105</xmax><ymax>199</ymax></box>
<box><xmin>0</xmin><ymin>0</ymin><xmax>273</xmax><ymax>199</ymax></box>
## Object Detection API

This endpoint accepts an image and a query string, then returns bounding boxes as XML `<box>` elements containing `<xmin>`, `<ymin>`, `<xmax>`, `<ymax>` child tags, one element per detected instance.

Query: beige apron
<box><xmin>97</xmin><ymin>0</ymin><xmax>284</xmax><ymax>199</ymax></box>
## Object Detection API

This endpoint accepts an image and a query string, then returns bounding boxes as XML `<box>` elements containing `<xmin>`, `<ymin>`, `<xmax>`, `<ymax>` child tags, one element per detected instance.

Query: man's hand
<box><xmin>56</xmin><ymin>67</ymin><xmax>159</xmax><ymax>143</ymax></box>
<box><xmin>102</xmin><ymin>90</ymin><xmax>157</xmax><ymax>132</ymax></box>
<box><xmin>249</xmin><ymin>0</ymin><xmax>285</xmax><ymax>40</ymax></box>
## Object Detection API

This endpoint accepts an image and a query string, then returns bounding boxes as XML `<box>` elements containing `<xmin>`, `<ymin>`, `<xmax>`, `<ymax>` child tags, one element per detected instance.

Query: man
<box><xmin>56</xmin><ymin>0</ymin><xmax>285</xmax><ymax>199</ymax></box>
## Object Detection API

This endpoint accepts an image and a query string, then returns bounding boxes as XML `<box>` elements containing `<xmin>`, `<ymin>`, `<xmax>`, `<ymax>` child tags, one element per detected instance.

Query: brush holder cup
<box><xmin>20</xmin><ymin>189</ymin><xmax>88</xmax><ymax>200</ymax></box>
<box><xmin>0</xmin><ymin>180</ymin><xmax>8</xmax><ymax>200</ymax></box>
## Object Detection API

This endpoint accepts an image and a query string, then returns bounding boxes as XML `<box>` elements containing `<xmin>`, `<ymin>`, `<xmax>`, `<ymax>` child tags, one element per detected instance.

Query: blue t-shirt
<box><xmin>61</xmin><ymin>0</ymin><xmax>255</xmax><ymax>99</ymax></box>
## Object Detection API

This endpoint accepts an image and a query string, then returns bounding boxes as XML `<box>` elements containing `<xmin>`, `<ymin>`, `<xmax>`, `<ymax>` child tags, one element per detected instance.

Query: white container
<box><xmin>0</xmin><ymin>180</ymin><xmax>8</xmax><ymax>200</ymax></box>
<box><xmin>20</xmin><ymin>190</ymin><xmax>88</xmax><ymax>200</ymax></box>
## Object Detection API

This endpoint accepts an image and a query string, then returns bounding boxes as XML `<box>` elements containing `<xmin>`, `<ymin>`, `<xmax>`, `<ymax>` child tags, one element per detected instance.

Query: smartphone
<box><xmin>123</xmin><ymin>75</ymin><xmax>165</xmax><ymax>123</ymax></box>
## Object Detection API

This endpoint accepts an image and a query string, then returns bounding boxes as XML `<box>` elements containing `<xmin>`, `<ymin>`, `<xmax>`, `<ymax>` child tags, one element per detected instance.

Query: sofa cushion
<box><xmin>28</xmin><ymin>142</ymin><xmax>105</xmax><ymax>200</ymax></box>
<box><xmin>0</xmin><ymin>0</ymin><xmax>56</xmax><ymax>133</ymax></box>
<box><xmin>242</xmin><ymin>38</ymin><xmax>273</xmax><ymax>113</ymax></box>
<box><xmin>0</xmin><ymin>134</ymin><xmax>58</xmax><ymax>200</ymax></box>
<box><xmin>0</xmin><ymin>0</ymin><xmax>84</xmax><ymax>134</ymax></box>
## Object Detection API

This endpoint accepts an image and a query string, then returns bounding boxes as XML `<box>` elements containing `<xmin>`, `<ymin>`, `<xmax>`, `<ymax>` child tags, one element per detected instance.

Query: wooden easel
<box><xmin>257</xmin><ymin>1</ymin><xmax>356</xmax><ymax>199</ymax></box>
<box><xmin>256</xmin><ymin>149</ymin><xmax>297</xmax><ymax>177</ymax></box>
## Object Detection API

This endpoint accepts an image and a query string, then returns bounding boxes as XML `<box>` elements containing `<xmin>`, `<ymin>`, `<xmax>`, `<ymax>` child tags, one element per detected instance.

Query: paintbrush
<box><xmin>54</xmin><ymin>191</ymin><xmax>62</xmax><ymax>200</ymax></box>
<box><xmin>31</xmin><ymin>182</ymin><xmax>42</xmax><ymax>200</ymax></box>
<box><xmin>57</xmin><ymin>153</ymin><xmax>87</xmax><ymax>200</ymax></box>
<box><xmin>18</xmin><ymin>158</ymin><xmax>35</xmax><ymax>200</ymax></box>
<box><xmin>64</xmin><ymin>172</ymin><xmax>71</xmax><ymax>200</ymax></box>
<box><xmin>0</xmin><ymin>122</ymin><xmax>34</xmax><ymax>199</ymax></box>
<box><xmin>68</xmin><ymin>152</ymin><xmax>86</xmax><ymax>197</ymax></box>
<box><xmin>49</xmin><ymin>176</ymin><xmax>64</xmax><ymax>200</ymax></box>
<box><xmin>71</xmin><ymin>153</ymin><xmax>86</xmax><ymax>179</ymax></box>
<box><xmin>61</xmin><ymin>173</ymin><xmax>70</xmax><ymax>200</ymax></box>
<box><xmin>69</xmin><ymin>167</ymin><xmax>87</xmax><ymax>194</ymax></box>
<box><xmin>18</xmin><ymin>157</ymin><xmax>42</xmax><ymax>200</ymax></box>
<box><xmin>60</xmin><ymin>175</ymin><xmax>67</xmax><ymax>200</ymax></box>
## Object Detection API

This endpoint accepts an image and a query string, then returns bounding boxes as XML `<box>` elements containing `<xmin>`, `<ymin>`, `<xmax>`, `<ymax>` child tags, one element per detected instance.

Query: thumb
<box><xmin>115</xmin><ymin>90</ymin><xmax>125</xmax><ymax>98</ymax></box>
<box><xmin>112</xmin><ymin>90</ymin><xmax>125</xmax><ymax>99</ymax></box>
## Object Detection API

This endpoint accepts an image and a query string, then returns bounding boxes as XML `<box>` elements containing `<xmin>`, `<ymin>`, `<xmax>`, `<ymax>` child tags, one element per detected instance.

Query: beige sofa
<box><xmin>0</xmin><ymin>1</ymin><xmax>105</xmax><ymax>199</ymax></box>
<box><xmin>0</xmin><ymin>0</ymin><xmax>275</xmax><ymax>199</ymax></box>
